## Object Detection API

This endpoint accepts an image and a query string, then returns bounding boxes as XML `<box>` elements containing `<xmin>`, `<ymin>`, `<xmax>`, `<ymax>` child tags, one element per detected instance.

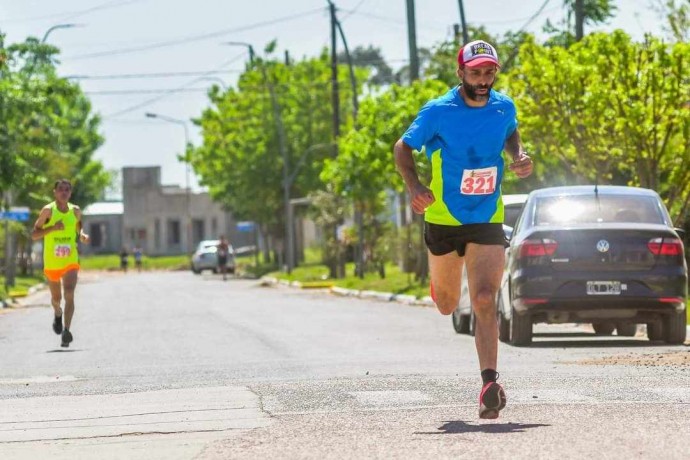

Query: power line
<box><xmin>0</xmin><ymin>0</ymin><xmax>146</xmax><ymax>25</ymax></box>
<box><xmin>103</xmin><ymin>52</ymin><xmax>247</xmax><ymax>119</ymax></box>
<box><xmin>63</xmin><ymin>8</ymin><xmax>325</xmax><ymax>61</ymax></box>
<box><xmin>65</xmin><ymin>70</ymin><xmax>245</xmax><ymax>80</ymax></box>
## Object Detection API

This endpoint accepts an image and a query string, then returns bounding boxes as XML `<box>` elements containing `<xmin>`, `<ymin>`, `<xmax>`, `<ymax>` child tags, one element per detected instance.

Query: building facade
<box><xmin>82</xmin><ymin>166</ymin><xmax>253</xmax><ymax>256</ymax></box>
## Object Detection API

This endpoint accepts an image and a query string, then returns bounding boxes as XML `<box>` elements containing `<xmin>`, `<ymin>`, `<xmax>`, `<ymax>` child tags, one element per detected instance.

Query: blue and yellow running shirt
<box><xmin>401</xmin><ymin>87</ymin><xmax>518</xmax><ymax>226</ymax></box>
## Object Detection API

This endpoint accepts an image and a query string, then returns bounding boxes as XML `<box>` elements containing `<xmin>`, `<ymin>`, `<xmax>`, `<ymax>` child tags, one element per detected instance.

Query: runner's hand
<box><xmin>80</xmin><ymin>232</ymin><xmax>90</xmax><ymax>244</ymax></box>
<box><xmin>410</xmin><ymin>184</ymin><xmax>435</xmax><ymax>214</ymax></box>
<box><xmin>509</xmin><ymin>153</ymin><xmax>533</xmax><ymax>179</ymax></box>
<box><xmin>53</xmin><ymin>221</ymin><xmax>64</xmax><ymax>231</ymax></box>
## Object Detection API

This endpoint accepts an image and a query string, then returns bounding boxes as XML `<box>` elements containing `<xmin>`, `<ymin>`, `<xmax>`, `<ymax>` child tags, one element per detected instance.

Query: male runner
<box><xmin>31</xmin><ymin>179</ymin><xmax>90</xmax><ymax>347</ymax></box>
<box><xmin>393</xmin><ymin>40</ymin><xmax>533</xmax><ymax>419</ymax></box>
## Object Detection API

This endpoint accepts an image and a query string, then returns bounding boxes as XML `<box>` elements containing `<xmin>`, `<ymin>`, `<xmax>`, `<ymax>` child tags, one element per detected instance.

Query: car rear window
<box><xmin>534</xmin><ymin>194</ymin><xmax>664</xmax><ymax>226</ymax></box>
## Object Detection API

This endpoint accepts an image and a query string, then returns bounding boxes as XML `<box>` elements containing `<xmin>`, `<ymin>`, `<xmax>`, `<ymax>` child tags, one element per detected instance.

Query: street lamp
<box><xmin>223</xmin><ymin>42</ymin><xmax>255</xmax><ymax>65</ymax></box>
<box><xmin>145</xmin><ymin>112</ymin><xmax>193</xmax><ymax>255</ymax></box>
<box><xmin>42</xmin><ymin>24</ymin><xmax>82</xmax><ymax>43</ymax></box>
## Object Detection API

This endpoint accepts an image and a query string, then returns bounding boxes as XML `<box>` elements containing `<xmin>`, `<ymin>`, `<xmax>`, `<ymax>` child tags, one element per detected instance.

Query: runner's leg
<box><xmin>463</xmin><ymin>243</ymin><xmax>504</xmax><ymax>371</ymax></box>
<box><xmin>61</xmin><ymin>269</ymin><xmax>79</xmax><ymax>331</ymax></box>
<box><xmin>428</xmin><ymin>250</ymin><xmax>464</xmax><ymax>315</ymax></box>
<box><xmin>48</xmin><ymin>280</ymin><xmax>63</xmax><ymax>317</ymax></box>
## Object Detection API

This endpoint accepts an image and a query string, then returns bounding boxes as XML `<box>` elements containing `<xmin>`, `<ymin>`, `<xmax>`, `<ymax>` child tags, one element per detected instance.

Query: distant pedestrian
<box><xmin>217</xmin><ymin>235</ymin><xmax>231</xmax><ymax>281</ymax></box>
<box><xmin>133</xmin><ymin>246</ymin><xmax>143</xmax><ymax>272</ymax></box>
<box><xmin>31</xmin><ymin>179</ymin><xmax>90</xmax><ymax>348</ymax></box>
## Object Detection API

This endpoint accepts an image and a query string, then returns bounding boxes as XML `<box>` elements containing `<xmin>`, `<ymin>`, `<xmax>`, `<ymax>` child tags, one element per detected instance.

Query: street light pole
<box><xmin>145</xmin><ymin>112</ymin><xmax>192</xmax><ymax>255</ymax></box>
<box><xmin>41</xmin><ymin>24</ymin><xmax>81</xmax><ymax>43</ymax></box>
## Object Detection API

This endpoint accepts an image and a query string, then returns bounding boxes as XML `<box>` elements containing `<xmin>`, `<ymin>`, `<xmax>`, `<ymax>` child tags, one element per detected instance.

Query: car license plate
<box><xmin>586</xmin><ymin>281</ymin><xmax>621</xmax><ymax>295</ymax></box>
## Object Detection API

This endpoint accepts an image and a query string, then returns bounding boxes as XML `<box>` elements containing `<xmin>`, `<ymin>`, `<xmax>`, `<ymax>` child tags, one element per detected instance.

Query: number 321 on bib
<box><xmin>460</xmin><ymin>167</ymin><xmax>497</xmax><ymax>195</ymax></box>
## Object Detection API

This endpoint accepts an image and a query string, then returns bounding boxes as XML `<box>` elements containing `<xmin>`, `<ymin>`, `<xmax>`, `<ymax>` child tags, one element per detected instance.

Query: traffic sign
<box><xmin>236</xmin><ymin>221</ymin><xmax>255</xmax><ymax>232</ymax></box>
<box><xmin>0</xmin><ymin>207</ymin><xmax>30</xmax><ymax>222</ymax></box>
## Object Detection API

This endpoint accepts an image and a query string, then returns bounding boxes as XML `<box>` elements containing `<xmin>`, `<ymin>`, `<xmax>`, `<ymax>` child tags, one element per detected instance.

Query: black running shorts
<box><xmin>424</xmin><ymin>222</ymin><xmax>508</xmax><ymax>257</ymax></box>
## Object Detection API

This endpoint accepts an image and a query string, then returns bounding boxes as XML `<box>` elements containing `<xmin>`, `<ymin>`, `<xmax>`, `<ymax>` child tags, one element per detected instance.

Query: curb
<box><xmin>261</xmin><ymin>276</ymin><xmax>435</xmax><ymax>307</ymax></box>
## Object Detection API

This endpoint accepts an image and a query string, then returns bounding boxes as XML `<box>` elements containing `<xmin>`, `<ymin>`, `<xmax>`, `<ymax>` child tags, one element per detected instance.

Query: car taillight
<box><xmin>519</xmin><ymin>238</ymin><xmax>558</xmax><ymax>257</ymax></box>
<box><xmin>647</xmin><ymin>237</ymin><xmax>683</xmax><ymax>256</ymax></box>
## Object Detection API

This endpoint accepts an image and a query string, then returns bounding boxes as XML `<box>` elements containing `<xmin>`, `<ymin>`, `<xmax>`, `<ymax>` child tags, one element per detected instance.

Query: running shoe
<box><xmin>53</xmin><ymin>316</ymin><xmax>63</xmax><ymax>335</ymax></box>
<box><xmin>61</xmin><ymin>329</ymin><xmax>73</xmax><ymax>348</ymax></box>
<box><xmin>478</xmin><ymin>381</ymin><xmax>507</xmax><ymax>419</ymax></box>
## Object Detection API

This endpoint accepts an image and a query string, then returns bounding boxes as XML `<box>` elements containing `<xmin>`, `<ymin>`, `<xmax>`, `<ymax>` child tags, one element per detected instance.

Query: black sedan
<box><xmin>497</xmin><ymin>185</ymin><xmax>687</xmax><ymax>345</ymax></box>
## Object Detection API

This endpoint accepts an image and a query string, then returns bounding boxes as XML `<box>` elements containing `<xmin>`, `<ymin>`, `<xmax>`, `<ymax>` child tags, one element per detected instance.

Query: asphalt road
<box><xmin>0</xmin><ymin>271</ymin><xmax>688</xmax><ymax>459</ymax></box>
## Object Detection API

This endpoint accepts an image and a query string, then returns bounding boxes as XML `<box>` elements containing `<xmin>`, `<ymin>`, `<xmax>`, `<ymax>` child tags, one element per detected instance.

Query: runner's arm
<box><xmin>504</xmin><ymin>128</ymin><xmax>525</xmax><ymax>161</ymax></box>
<box><xmin>31</xmin><ymin>208</ymin><xmax>57</xmax><ymax>240</ymax></box>
<box><xmin>74</xmin><ymin>207</ymin><xmax>90</xmax><ymax>243</ymax></box>
<box><xmin>394</xmin><ymin>139</ymin><xmax>424</xmax><ymax>192</ymax></box>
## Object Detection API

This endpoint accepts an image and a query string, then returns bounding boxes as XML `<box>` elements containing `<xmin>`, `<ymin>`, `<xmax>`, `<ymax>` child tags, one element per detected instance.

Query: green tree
<box><xmin>544</xmin><ymin>0</ymin><xmax>617</xmax><ymax>47</ymax></box>
<box><xmin>324</xmin><ymin>79</ymin><xmax>448</xmax><ymax>277</ymax></box>
<box><xmin>0</xmin><ymin>35</ymin><xmax>108</xmax><ymax>209</ymax></box>
<box><xmin>653</xmin><ymin>0</ymin><xmax>690</xmax><ymax>43</ymax></box>
<box><xmin>505</xmin><ymin>32</ymin><xmax>690</xmax><ymax>222</ymax></box>
<box><xmin>188</xmin><ymin>47</ymin><xmax>365</xmax><ymax>265</ymax></box>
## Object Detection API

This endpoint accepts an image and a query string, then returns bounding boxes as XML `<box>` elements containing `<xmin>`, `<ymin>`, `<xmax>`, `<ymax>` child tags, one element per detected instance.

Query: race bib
<box><xmin>460</xmin><ymin>167</ymin><xmax>497</xmax><ymax>195</ymax></box>
<box><xmin>54</xmin><ymin>245</ymin><xmax>72</xmax><ymax>258</ymax></box>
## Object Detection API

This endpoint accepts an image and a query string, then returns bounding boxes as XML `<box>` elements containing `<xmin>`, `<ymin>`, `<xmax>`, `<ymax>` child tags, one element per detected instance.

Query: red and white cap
<box><xmin>457</xmin><ymin>40</ymin><xmax>500</xmax><ymax>68</ymax></box>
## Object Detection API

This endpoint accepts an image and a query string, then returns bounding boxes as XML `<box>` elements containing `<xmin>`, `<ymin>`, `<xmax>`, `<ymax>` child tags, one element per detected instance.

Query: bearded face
<box><xmin>458</xmin><ymin>65</ymin><xmax>497</xmax><ymax>103</ymax></box>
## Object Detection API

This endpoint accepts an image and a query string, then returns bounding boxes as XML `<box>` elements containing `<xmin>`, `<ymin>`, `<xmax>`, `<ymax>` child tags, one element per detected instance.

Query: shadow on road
<box><xmin>46</xmin><ymin>349</ymin><xmax>81</xmax><ymax>353</ymax></box>
<box><xmin>416</xmin><ymin>420</ymin><xmax>550</xmax><ymax>435</ymax></box>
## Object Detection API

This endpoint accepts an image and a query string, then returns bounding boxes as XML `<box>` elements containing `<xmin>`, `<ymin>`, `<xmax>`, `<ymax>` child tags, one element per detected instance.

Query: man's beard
<box><xmin>462</xmin><ymin>79</ymin><xmax>493</xmax><ymax>101</ymax></box>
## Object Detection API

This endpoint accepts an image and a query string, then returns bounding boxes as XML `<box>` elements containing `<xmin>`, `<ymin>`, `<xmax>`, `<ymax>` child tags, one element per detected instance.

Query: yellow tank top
<box><xmin>43</xmin><ymin>202</ymin><xmax>80</xmax><ymax>270</ymax></box>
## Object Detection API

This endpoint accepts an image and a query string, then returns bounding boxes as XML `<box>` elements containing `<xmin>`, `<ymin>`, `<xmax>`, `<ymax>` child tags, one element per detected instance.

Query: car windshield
<box><xmin>534</xmin><ymin>194</ymin><xmax>664</xmax><ymax>226</ymax></box>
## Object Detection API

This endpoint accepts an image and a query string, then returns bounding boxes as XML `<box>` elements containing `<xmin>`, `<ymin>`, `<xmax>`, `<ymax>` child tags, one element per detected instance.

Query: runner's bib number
<box><xmin>54</xmin><ymin>245</ymin><xmax>72</xmax><ymax>258</ymax></box>
<box><xmin>460</xmin><ymin>167</ymin><xmax>497</xmax><ymax>195</ymax></box>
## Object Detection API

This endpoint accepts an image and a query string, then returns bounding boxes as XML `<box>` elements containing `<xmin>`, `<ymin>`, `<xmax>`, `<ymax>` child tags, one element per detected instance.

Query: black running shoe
<box><xmin>478</xmin><ymin>381</ymin><xmax>507</xmax><ymax>419</ymax></box>
<box><xmin>53</xmin><ymin>316</ymin><xmax>63</xmax><ymax>335</ymax></box>
<box><xmin>61</xmin><ymin>329</ymin><xmax>73</xmax><ymax>348</ymax></box>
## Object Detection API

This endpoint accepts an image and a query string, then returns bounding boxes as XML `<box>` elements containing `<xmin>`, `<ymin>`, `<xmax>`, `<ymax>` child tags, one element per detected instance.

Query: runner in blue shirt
<box><xmin>394</xmin><ymin>40</ymin><xmax>533</xmax><ymax>419</ymax></box>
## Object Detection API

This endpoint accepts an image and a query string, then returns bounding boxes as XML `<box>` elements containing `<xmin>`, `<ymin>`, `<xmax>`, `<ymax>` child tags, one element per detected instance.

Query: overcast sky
<box><xmin>0</xmin><ymin>0</ymin><xmax>664</xmax><ymax>197</ymax></box>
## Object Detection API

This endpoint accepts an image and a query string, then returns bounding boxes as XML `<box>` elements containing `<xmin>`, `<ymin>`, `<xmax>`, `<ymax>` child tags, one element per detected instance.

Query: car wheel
<box><xmin>469</xmin><ymin>309</ymin><xmax>477</xmax><ymax>337</ymax></box>
<box><xmin>497</xmin><ymin>295</ymin><xmax>510</xmax><ymax>343</ymax></box>
<box><xmin>616</xmin><ymin>323</ymin><xmax>637</xmax><ymax>337</ymax></box>
<box><xmin>664</xmin><ymin>309</ymin><xmax>687</xmax><ymax>345</ymax></box>
<box><xmin>592</xmin><ymin>322</ymin><xmax>615</xmax><ymax>335</ymax></box>
<box><xmin>510</xmin><ymin>306</ymin><xmax>532</xmax><ymax>346</ymax></box>
<box><xmin>451</xmin><ymin>308</ymin><xmax>470</xmax><ymax>334</ymax></box>
<box><xmin>192</xmin><ymin>267</ymin><xmax>201</xmax><ymax>275</ymax></box>
<box><xmin>646</xmin><ymin>321</ymin><xmax>663</xmax><ymax>341</ymax></box>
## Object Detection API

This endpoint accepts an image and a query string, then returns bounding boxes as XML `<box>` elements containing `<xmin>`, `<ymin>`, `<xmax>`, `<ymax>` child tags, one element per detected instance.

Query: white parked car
<box><xmin>190</xmin><ymin>240</ymin><xmax>236</xmax><ymax>274</ymax></box>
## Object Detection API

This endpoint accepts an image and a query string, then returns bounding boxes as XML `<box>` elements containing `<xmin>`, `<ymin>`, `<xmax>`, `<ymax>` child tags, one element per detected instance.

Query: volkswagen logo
<box><xmin>596</xmin><ymin>240</ymin><xmax>610</xmax><ymax>253</ymax></box>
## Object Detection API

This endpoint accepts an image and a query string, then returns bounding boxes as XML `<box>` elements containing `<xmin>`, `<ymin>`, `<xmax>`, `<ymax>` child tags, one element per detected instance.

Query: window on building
<box><xmin>89</xmin><ymin>223</ymin><xmax>107</xmax><ymax>248</ymax></box>
<box><xmin>167</xmin><ymin>219</ymin><xmax>181</xmax><ymax>247</ymax></box>
<box><xmin>192</xmin><ymin>219</ymin><xmax>205</xmax><ymax>245</ymax></box>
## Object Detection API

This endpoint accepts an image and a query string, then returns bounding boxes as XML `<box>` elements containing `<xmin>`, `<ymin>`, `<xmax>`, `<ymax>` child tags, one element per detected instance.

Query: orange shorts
<box><xmin>44</xmin><ymin>264</ymin><xmax>80</xmax><ymax>282</ymax></box>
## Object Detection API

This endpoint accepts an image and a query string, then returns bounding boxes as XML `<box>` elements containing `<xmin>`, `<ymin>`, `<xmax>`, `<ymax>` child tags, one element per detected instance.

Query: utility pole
<box><xmin>405</xmin><ymin>0</ymin><xmax>419</xmax><ymax>81</ymax></box>
<box><xmin>575</xmin><ymin>0</ymin><xmax>585</xmax><ymax>41</ymax></box>
<box><xmin>329</xmin><ymin>1</ymin><xmax>340</xmax><ymax>143</ymax></box>
<box><xmin>457</xmin><ymin>0</ymin><xmax>469</xmax><ymax>44</ymax></box>
<box><xmin>328</xmin><ymin>0</ymin><xmax>344</xmax><ymax>278</ymax></box>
